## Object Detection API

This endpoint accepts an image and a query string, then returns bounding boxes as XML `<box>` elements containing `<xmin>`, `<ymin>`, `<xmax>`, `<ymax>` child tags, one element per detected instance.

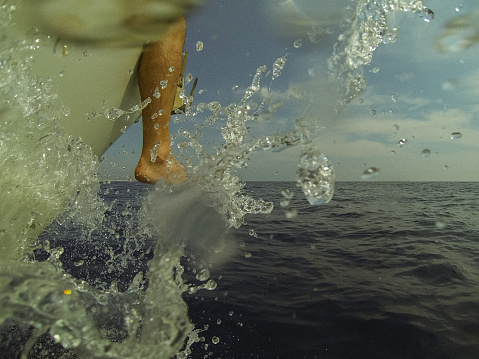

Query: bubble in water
<box><xmin>362</xmin><ymin>167</ymin><xmax>380</xmax><ymax>180</ymax></box>
<box><xmin>397</xmin><ymin>138</ymin><xmax>407</xmax><ymax>147</ymax></box>
<box><xmin>450</xmin><ymin>132</ymin><xmax>462</xmax><ymax>139</ymax></box>
<box><xmin>196</xmin><ymin>269</ymin><xmax>211</xmax><ymax>282</ymax></box>
<box><xmin>421</xmin><ymin>149</ymin><xmax>431</xmax><ymax>158</ymax></box>
<box><xmin>212</xmin><ymin>336</ymin><xmax>220</xmax><ymax>344</ymax></box>
<box><xmin>196</xmin><ymin>41</ymin><xmax>204</xmax><ymax>52</ymax></box>
<box><xmin>296</xmin><ymin>148</ymin><xmax>335</xmax><ymax>206</ymax></box>
<box><xmin>293</xmin><ymin>39</ymin><xmax>303</xmax><ymax>48</ymax></box>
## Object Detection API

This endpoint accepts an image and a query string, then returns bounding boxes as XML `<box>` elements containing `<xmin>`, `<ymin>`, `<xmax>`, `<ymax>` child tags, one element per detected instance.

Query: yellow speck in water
<box><xmin>64</xmin><ymin>289</ymin><xmax>72</xmax><ymax>295</ymax></box>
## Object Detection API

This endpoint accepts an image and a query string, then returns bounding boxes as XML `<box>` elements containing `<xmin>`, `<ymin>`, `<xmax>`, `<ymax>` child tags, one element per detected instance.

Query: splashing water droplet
<box><xmin>204</xmin><ymin>279</ymin><xmax>217</xmax><ymax>290</ymax></box>
<box><xmin>281</xmin><ymin>189</ymin><xmax>294</xmax><ymax>200</ymax></box>
<box><xmin>272</xmin><ymin>56</ymin><xmax>287</xmax><ymax>81</ymax></box>
<box><xmin>419</xmin><ymin>8</ymin><xmax>435</xmax><ymax>22</ymax></box>
<box><xmin>421</xmin><ymin>149</ymin><xmax>431</xmax><ymax>158</ymax></box>
<box><xmin>435</xmin><ymin>217</ymin><xmax>447</xmax><ymax>229</ymax></box>
<box><xmin>362</xmin><ymin>167</ymin><xmax>380</xmax><ymax>180</ymax></box>
<box><xmin>285</xmin><ymin>208</ymin><xmax>298</xmax><ymax>219</ymax></box>
<box><xmin>196</xmin><ymin>269</ymin><xmax>210</xmax><ymax>282</ymax></box>
<box><xmin>296</xmin><ymin>148</ymin><xmax>335</xmax><ymax>206</ymax></box>
<box><xmin>196</xmin><ymin>41</ymin><xmax>204</xmax><ymax>52</ymax></box>
<box><xmin>397</xmin><ymin>138</ymin><xmax>407</xmax><ymax>147</ymax></box>
<box><xmin>450</xmin><ymin>132</ymin><xmax>462</xmax><ymax>139</ymax></box>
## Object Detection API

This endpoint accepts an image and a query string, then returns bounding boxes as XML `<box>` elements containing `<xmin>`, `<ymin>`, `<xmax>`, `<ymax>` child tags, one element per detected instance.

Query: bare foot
<box><xmin>135</xmin><ymin>155</ymin><xmax>186</xmax><ymax>185</ymax></box>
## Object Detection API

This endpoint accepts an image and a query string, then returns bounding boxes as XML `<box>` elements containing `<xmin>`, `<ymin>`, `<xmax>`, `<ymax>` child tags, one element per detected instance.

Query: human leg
<box><xmin>135</xmin><ymin>17</ymin><xmax>186</xmax><ymax>184</ymax></box>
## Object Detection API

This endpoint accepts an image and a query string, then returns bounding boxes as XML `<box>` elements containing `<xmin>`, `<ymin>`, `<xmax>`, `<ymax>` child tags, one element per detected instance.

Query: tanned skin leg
<box><xmin>135</xmin><ymin>17</ymin><xmax>186</xmax><ymax>184</ymax></box>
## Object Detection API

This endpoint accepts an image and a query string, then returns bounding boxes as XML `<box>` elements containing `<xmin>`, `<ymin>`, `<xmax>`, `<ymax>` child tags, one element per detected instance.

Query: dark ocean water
<box><xmin>27</xmin><ymin>181</ymin><xmax>479</xmax><ymax>358</ymax></box>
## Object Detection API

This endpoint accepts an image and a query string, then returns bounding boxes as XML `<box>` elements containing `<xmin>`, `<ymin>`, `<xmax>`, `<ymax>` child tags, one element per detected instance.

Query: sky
<box><xmin>99</xmin><ymin>0</ymin><xmax>479</xmax><ymax>182</ymax></box>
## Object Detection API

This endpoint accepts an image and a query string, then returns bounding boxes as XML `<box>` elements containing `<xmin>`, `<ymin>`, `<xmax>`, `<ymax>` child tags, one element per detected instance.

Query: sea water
<box><xmin>1</xmin><ymin>0</ymin><xmax>477</xmax><ymax>358</ymax></box>
<box><xmin>14</xmin><ymin>180</ymin><xmax>479</xmax><ymax>358</ymax></box>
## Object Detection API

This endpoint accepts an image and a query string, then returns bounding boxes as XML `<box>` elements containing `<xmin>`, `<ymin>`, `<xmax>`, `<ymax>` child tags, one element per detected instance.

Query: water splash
<box><xmin>328</xmin><ymin>0</ymin><xmax>434</xmax><ymax>106</ymax></box>
<box><xmin>296</xmin><ymin>147</ymin><xmax>335</xmax><ymax>206</ymax></box>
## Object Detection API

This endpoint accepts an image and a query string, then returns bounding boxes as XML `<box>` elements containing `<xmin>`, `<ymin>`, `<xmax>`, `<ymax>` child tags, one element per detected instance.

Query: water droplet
<box><xmin>450</xmin><ymin>132</ymin><xmax>462</xmax><ymax>139</ymax></box>
<box><xmin>212</xmin><ymin>337</ymin><xmax>220</xmax><ymax>344</ymax></box>
<box><xmin>419</xmin><ymin>8</ymin><xmax>434</xmax><ymax>22</ymax></box>
<box><xmin>153</xmin><ymin>123</ymin><xmax>159</xmax><ymax>130</ymax></box>
<box><xmin>296</xmin><ymin>148</ymin><xmax>335</xmax><ymax>206</ymax></box>
<box><xmin>435</xmin><ymin>217</ymin><xmax>447</xmax><ymax>229</ymax></box>
<box><xmin>248</xmin><ymin>229</ymin><xmax>257</xmax><ymax>237</ymax></box>
<box><xmin>272</xmin><ymin>56</ymin><xmax>287</xmax><ymax>81</ymax></box>
<box><xmin>153</xmin><ymin>87</ymin><xmax>161</xmax><ymax>98</ymax></box>
<box><xmin>372</xmin><ymin>67</ymin><xmax>380</xmax><ymax>73</ymax></box>
<box><xmin>280</xmin><ymin>199</ymin><xmax>289</xmax><ymax>207</ymax></box>
<box><xmin>244</xmin><ymin>252</ymin><xmax>252</xmax><ymax>258</ymax></box>
<box><xmin>74</xmin><ymin>260</ymin><xmax>84</xmax><ymax>267</ymax></box>
<box><xmin>168</xmin><ymin>66</ymin><xmax>175</xmax><ymax>72</ymax></box>
<box><xmin>204</xmin><ymin>279</ymin><xmax>217</xmax><ymax>290</ymax></box>
<box><xmin>228</xmin><ymin>311</ymin><xmax>234</xmax><ymax>316</ymax></box>
<box><xmin>441</xmin><ymin>79</ymin><xmax>458</xmax><ymax>91</ymax></box>
<box><xmin>196</xmin><ymin>269</ymin><xmax>210</xmax><ymax>282</ymax></box>
<box><xmin>397</xmin><ymin>138</ymin><xmax>407</xmax><ymax>147</ymax></box>
<box><xmin>293</xmin><ymin>39</ymin><xmax>303</xmax><ymax>48</ymax></box>
<box><xmin>160</xmin><ymin>80</ymin><xmax>168</xmax><ymax>89</ymax></box>
<box><xmin>196</xmin><ymin>41</ymin><xmax>204</xmax><ymax>52</ymax></box>
<box><xmin>391</xmin><ymin>94</ymin><xmax>398</xmax><ymax>102</ymax></box>
<box><xmin>59</xmin><ymin>70</ymin><xmax>64</xmax><ymax>77</ymax></box>
<box><xmin>371</xmin><ymin>109</ymin><xmax>376</xmax><ymax>115</ymax></box>
<box><xmin>285</xmin><ymin>208</ymin><xmax>298</xmax><ymax>219</ymax></box>
<box><xmin>217</xmin><ymin>319</ymin><xmax>222</xmax><ymax>325</ymax></box>
<box><xmin>308</xmin><ymin>27</ymin><xmax>322</xmax><ymax>44</ymax></box>
<box><xmin>232</xmin><ymin>85</ymin><xmax>239</xmax><ymax>91</ymax></box>
<box><xmin>362</xmin><ymin>167</ymin><xmax>380</xmax><ymax>180</ymax></box>
<box><xmin>421</xmin><ymin>149</ymin><xmax>431</xmax><ymax>158</ymax></box>
<box><xmin>281</xmin><ymin>189</ymin><xmax>294</xmax><ymax>200</ymax></box>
